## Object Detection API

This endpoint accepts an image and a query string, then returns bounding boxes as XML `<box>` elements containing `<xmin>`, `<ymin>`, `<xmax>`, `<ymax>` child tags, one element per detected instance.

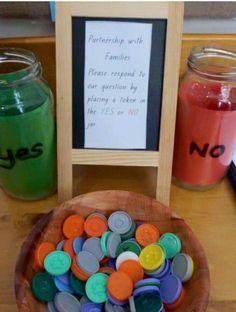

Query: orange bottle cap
<box><xmin>35</xmin><ymin>241</ymin><xmax>55</xmax><ymax>269</ymax></box>
<box><xmin>118</xmin><ymin>260</ymin><xmax>144</xmax><ymax>284</ymax></box>
<box><xmin>135</xmin><ymin>223</ymin><xmax>160</xmax><ymax>247</ymax></box>
<box><xmin>107</xmin><ymin>271</ymin><xmax>133</xmax><ymax>301</ymax></box>
<box><xmin>84</xmin><ymin>216</ymin><xmax>108</xmax><ymax>237</ymax></box>
<box><xmin>63</xmin><ymin>214</ymin><xmax>85</xmax><ymax>239</ymax></box>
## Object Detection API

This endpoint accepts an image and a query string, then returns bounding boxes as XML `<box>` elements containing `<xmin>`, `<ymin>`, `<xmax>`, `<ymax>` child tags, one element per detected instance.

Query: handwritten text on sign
<box><xmin>84</xmin><ymin>21</ymin><xmax>152</xmax><ymax>149</ymax></box>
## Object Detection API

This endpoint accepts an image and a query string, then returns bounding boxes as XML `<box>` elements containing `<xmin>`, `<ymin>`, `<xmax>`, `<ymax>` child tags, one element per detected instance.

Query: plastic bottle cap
<box><xmin>164</xmin><ymin>287</ymin><xmax>186</xmax><ymax>310</ymax></box>
<box><xmin>145</xmin><ymin>259</ymin><xmax>171</xmax><ymax>281</ymax></box>
<box><xmin>106</xmin><ymin>232</ymin><xmax>121</xmax><ymax>258</ymax></box>
<box><xmin>139</xmin><ymin>245</ymin><xmax>165</xmax><ymax>271</ymax></box>
<box><xmin>107</xmin><ymin>271</ymin><xmax>133</xmax><ymax>301</ymax></box>
<box><xmin>134</xmin><ymin>277</ymin><xmax>161</xmax><ymax>290</ymax></box>
<box><xmin>82</xmin><ymin>237</ymin><xmax>104</xmax><ymax>261</ymax></box>
<box><xmin>101</xmin><ymin>231</ymin><xmax>112</xmax><ymax>256</ymax></box>
<box><xmin>63</xmin><ymin>238</ymin><xmax>75</xmax><ymax>258</ymax></box>
<box><xmin>119</xmin><ymin>260</ymin><xmax>144</xmax><ymax>284</ymax></box>
<box><xmin>35</xmin><ymin>241</ymin><xmax>55</xmax><ymax>269</ymax></box>
<box><xmin>70</xmin><ymin>272</ymin><xmax>86</xmax><ymax>296</ymax></box>
<box><xmin>84</xmin><ymin>216</ymin><xmax>108</xmax><ymax>237</ymax></box>
<box><xmin>116</xmin><ymin>251</ymin><xmax>139</xmax><ymax>270</ymax></box>
<box><xmin>54</xmin><ymin>292</ymin><xmax>81</xmax><ymax>312</ymax></box>
<box><xmin>53</xmin><ymin>276</ymin><xmax>74</xmax><ymax>293</ymax></box>
<box><xmin>134</xmin><ymin>292</ymin><xmax>163</xmax><ymax>312</ymax></box>
<box><xmin>129</xmin><ymin>296</ymin><xmax>136</xmax><ymax>312</ymax></box>
<box><xmin>160</xmin><ymin>275</ymin><xmax>182</xmax><ymax>304</ymax></box>
<box><xmin>107</xmin><ymin>292</ymin><xmax>128</xmax><ymax>306</ymax></box>
<box><xmin>56</xmin><ymin>272</ymin><xmax>70</xmax><ymax>285</ymax></box>
<box><xmin>120</xmin><ymin>220</ymin><xmax>136</xmax><ymax>241</ymax></box>
<box><xmin>76</xmin><ymin>251</ymin><xmax>100</xmax><ymax>275</ymax></box>
<box><xmin>99</xmin><ymin>266</ymin><xmax>115</xmax><ymax>275</ymax></box>
<box><xmin>135</xmin><ymin>223</ymin><xmax>160</xmax><ymax>247</ymax></box>
<box><xmin>44</xmin><ymin>251</ymin><xmax>71</xmax><ymax>276</ymax></box>
<box><xmin>63</xmin><ymin>214</ymin><xmax>85</xmax><ymax>238</ymax></box>
<box><xmin>81</xmin><ymin>302</ymin><xmax>103</xmax><ymax>312</ymax></box>
<box><xmin>171</xmin><ymin>253</ymin><xmax>194</xmax><ymax>282</ymax></box>
<box><xmin>159</xmin><ymin>233</ymin><xmax>181</xmax><ymax>259</ymax></box>
<box><xmin>87</xmin><ymin>212</ymin><xmax>107</xmax><ymax>221</ymax></box>
<box><xmin>56</xmin><ymin>240</ymin><xmax>65</xmax><ymax>251</ymax></box>
<box><xmin>108</xmin><ymin>211</ymin><xmax>132</xmax><ymax>235</ymax></box>
<box><xmin>85</xmin><ymin>273</ymin><xmax>109</xmax><ymax>303</ymax></box>
<box><xmin>47</xmin><ymin>301</ymin><xmax>58</xmax><ymax>312</ymax></box>
<box><xmin>31</xmin><ymin>272</ymin><xmax>57</xmax><ymax>302</ymax></box>
<box><xmin>133</xmin><ymin>285</ymin><xmax>160</xmax><ymax>298</ymax></box>
<box><xmin>117</xmin><ymin>240</ymin><xmax>141</xmax><ymax>257</ymax></box>
<box><xmin>105</xmin><ymin>301</ymin><xmax>127</xmax><ymax>312</ymax></box>
<box><xmin>71</xmin><ymin>257</ymin><xmax>90</xmax><ymax>281</ymax></box>
<box><xmin>73</xmin><ymin>237</ymin><xmax>85</xmax><ymax>254</ymax></box>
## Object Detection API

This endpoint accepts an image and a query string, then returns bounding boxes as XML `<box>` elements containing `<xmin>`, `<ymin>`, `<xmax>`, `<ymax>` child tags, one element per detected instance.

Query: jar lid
<box><xmin>188</xmin><ymin>46</ymin><xmax>236</xmax><ymax>81</ymax></box>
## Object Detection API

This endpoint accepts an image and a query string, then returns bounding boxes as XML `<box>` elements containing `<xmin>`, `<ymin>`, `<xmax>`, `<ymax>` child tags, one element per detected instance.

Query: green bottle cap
<box><xmin>85</xmin><ymin>273</ymin><xmax>108</xmax><ymax>303</ymax></box>
<box><xmin>44</xmin><ymin>251</ymin><xmax>71</xmax><ymax>276</ymax></box>
<box><xmin>70</xmin><ymin>272</ymin><xmax>86</xmax><ymax>296</ymax></box>
<box><xmin>121</xmin><ymin>220</ymin><xmax>136</xmax><ymax>241</ymax></box>
<box><xmin>159</xmin><ymin>233</ymin><xmax>182</xmax><ymax>259</ymax></box>
<box><xmin>31</xmin><ymin>272</ymin><xmax>57</xmax><ymax>302</ymax></box>
<box><xmin>117</xmin><ymin>240</ymin><xmax>141</xmax><ymax>257</ymax></box>
<box><xmin>134</xmin><ymin>293</ymin><xmax>163</xmax><ymax>312</ymax></box>
<box><xmin>100</xmin><ymin>231</ymin><xmax>111</xmax><ymax>256</ymax></box>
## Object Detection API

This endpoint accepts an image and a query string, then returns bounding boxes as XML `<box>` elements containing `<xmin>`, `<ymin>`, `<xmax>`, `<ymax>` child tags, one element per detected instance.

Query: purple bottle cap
<box><xmin>108</xmin><ymin>258</ymin><xmax>116</xmax><ymax>270</ymax></box>
<box><xmin>57</xmin><ymin>272</ymin><xmax>70</xmax><ymax>285</ymax></box>
<box><xmin>53</xmin><ymin>276</ymin><xmax>74</xmax><ymax>293</ymax></box>
<box><xmin>160</xmin><ymin>275</ymin><xmax>182</xmax><ymax>304</ymax></box>
<box><xmin>155</xmin><ymin>259</ymin><xmax>171</xmax><ymax>280</ymax></box>
<box><xmin>133</xmin><ymin>285</ymin><xmax>160</xmax><ymax>298</ymax></box>
<box><xmin>145</xmin><ymin>259</ymin><xmax>171</xmax><ymax>280</ymax></box>
<box><xmin>81</xmin><ymin>302</ymin><xmax>103</xmax><ymax>312</ymax></box>
<box><xmin>134</xmin><ymin>277</ymin><xmax>161</xmax><ymax>289</ymax></box>
<box><xmin>56</xmin><ymin>240</ymin><xmax>65</xmax><ymax>251</ymax></box>
<box><xmin>108</xmin><ymin>292</ymin><xmax>128</xmax><ymax>306</ymax></box>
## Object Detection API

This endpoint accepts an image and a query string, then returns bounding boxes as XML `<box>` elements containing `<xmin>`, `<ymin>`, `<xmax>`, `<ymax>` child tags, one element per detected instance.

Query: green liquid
<box><xmin>0</xmin><ymin>97</ymin><xmax>56</xmax><ymax>200</ymax></box>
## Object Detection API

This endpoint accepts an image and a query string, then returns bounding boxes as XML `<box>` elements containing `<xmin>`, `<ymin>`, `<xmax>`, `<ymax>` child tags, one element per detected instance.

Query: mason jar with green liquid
<box><xmin>0</xmin><ymin>48</ymin><xmax>56</xmax><ymax>200</ymax></box>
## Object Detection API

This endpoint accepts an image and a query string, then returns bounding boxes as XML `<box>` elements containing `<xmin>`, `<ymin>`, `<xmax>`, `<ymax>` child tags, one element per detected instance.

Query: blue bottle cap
<box><xmin>160</xmin><ymin>275</ymin><xmax>182</xmax><ymax>304</ymax></box>
<box><xmin>81</xmin><ymin>302</ymin><xmax>103</xmax><ymax>312</ymax></box>
<box><xmin>73</xmin><ymin>237</ymin><xmax>85</xmax><ymax>254</ymax></box>
<box><xmin>133</xmin><ymin>285</ymin><xmax>160</xmax><ymax>298</ymax></box>
<box><xmin>53</xmin><ymin>277</ymin><xmax>74</xmax><ymax>294</ymax></box>
<box><xmin>57</xmin><ymin>272</ymin><xmax>70</xmax><ymax>286</ymax></box>
<box><xmin>108</xmin><ymin>292</ymin><xmax>128</xmax><ymax>306</ymax></box>
<box><xmin>134</xmin><ymin>278</ymin><xmax>160</xmax><ymax>289</ymax></box>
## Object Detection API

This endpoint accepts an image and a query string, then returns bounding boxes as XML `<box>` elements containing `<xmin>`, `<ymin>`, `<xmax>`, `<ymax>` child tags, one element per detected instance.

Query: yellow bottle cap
<box><xmin>139</xmin><ymin>244</ymin><xmax>165</xmax><ymax>271</ymax></box>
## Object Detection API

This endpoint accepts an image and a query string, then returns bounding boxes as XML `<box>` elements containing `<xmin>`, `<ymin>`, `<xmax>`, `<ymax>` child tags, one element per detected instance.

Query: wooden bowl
<box><xmin>15</xmin><ymin>190</ymin><xmax>210</xmax><ymax>312</ymax></box>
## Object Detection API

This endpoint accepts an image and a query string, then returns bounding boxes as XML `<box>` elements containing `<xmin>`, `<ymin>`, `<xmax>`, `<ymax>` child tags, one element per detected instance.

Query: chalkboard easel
<box><xmin>56</xmin><ymin>2</ymin><xmax>184</xmax><ymax>205</ymax></box>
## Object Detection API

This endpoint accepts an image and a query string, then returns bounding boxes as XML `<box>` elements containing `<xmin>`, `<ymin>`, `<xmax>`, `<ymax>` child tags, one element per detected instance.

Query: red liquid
<box><xmin>173</xmin><ymin>81</ymin><xmax>236</xmax><ymax>187</ymax></box>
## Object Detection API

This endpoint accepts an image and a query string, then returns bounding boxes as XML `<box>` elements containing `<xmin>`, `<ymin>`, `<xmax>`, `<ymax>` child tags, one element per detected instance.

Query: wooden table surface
<box><xmin>0</xmin><ymin>165</ymin><xmax>236</xmax><ymax>311</ymax></box>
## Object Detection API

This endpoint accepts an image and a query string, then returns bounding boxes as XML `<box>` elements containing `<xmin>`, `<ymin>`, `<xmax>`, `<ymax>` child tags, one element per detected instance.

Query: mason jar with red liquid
<box><xmin>173</xmin><ymin>46</ymin><xmax>236</xmax><ymax>190</ymax></box>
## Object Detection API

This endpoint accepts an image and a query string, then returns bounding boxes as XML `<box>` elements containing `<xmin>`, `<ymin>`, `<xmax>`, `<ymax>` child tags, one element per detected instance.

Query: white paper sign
<box><xmin>84</xmin><ymin>21</ymin><xmax>153</xmax><ymax>149</ymax></box>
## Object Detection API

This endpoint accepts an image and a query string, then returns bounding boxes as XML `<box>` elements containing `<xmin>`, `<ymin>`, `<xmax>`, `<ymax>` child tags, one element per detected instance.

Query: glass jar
<box><xmin>173</xmin><ymin>46</ymin><xmax>236</xmax><ymax>190</ymax></box>
<box><xmin>0</xmin><ymin>48</ymin><xmax>56</xmax><ymax>200</ymax></box>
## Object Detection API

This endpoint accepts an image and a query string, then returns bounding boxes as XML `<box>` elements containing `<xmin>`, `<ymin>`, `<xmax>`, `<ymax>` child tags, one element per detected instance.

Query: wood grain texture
<box><xmin>15</xmin><ymin>190</ymin><xmax>209</xmax><ymax>312</ymax></box>
<box><xmin>63</xmin><ymin>1</ymin><xmax>169</xmax><ymax>18</ymax></box>
<box><xmin>72</xmin><ymin>149</ymin><xmax>160</xmax><ymax>166</ymax></box>
<box><xmin>156</xmin><ymin>2</ymin><xmax>184</xmax><ymax>205</ymax></box>
<box><xmin>56</xmin><ymin>4</ymin><xmax>73</xmax><ymax>203</ymax></box>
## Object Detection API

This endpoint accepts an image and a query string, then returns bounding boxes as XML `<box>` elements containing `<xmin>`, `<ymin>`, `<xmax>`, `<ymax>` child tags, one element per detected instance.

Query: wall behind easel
<box><xmin>1</xmin><ymin>1</ymin><xmax>236</xmax><ymax>39</ymax></box>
